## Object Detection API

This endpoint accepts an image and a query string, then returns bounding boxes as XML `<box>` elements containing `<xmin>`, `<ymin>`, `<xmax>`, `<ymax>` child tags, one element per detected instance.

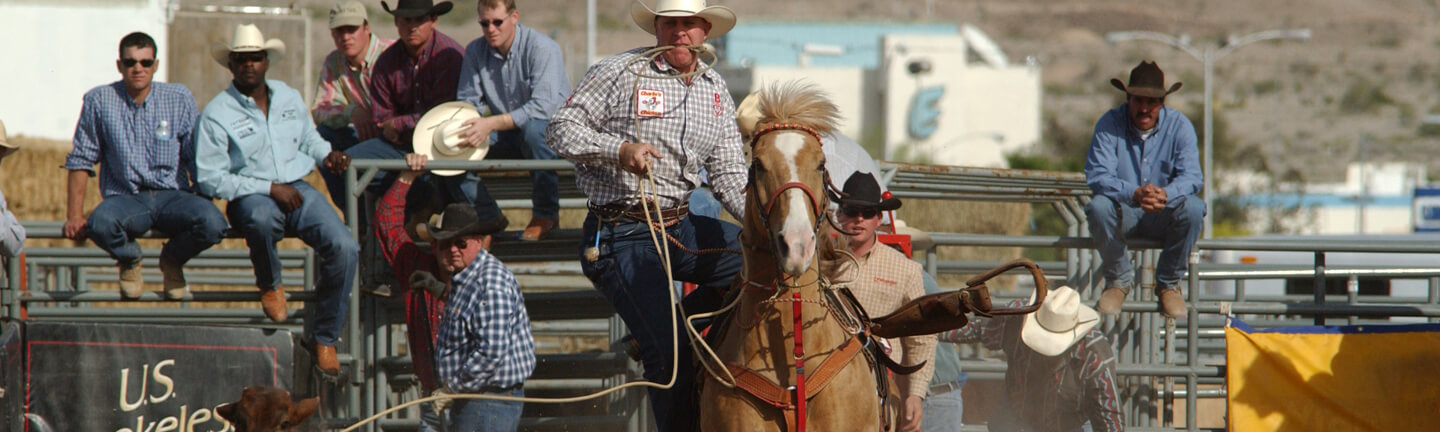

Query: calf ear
<box><xmin>286</xmin><ymin>397</ymin><xmax>320</xmax><ymax>427</ymax></box>
<box><xmin>215</xmin><ymin>402</ymin><xmax>239</xmax><ymax>424</ymax></box>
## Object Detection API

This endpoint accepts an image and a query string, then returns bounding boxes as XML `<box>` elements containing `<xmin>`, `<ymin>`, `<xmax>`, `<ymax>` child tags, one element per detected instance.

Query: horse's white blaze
<box><xmin>774</xmin><ymin>132</ymin><xmax>816</xmax><ymax>276</ymax></box>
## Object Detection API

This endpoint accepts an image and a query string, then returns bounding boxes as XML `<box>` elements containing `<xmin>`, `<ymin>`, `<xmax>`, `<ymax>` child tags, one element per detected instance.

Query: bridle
<box><xmin>745</xmin><ymin>123</ymin><xmax>841</xmax><ymax>288</ymax></box>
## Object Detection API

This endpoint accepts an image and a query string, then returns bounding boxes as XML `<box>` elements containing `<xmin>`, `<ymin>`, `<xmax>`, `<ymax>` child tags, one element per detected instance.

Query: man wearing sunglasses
<box><xmin>196</xmin><ymin>24</ymin><xmax>358</xmax><ymax>377</ymax></box>
<box><xmin>63</xmin><ymin>31</ymin><xmax>228</xmax><ymax>300</ymax></box>
<box><xmin>834</xmin><ymin>172</ymin><xmax>935</xmax><ymax>432</ymax></box>
<box><xmin>455</xmin><ymin>0</ymin><xmax>569</xmax><ymax>241</ymax></box>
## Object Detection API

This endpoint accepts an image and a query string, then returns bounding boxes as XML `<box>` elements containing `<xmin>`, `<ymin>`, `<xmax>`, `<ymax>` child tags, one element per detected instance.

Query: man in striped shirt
<box><xmin>63</xmin><ymin>32</ymin><xmax>228</xmax><ymax>300</ymax></box>
<box><xmin>940</xmin><ymin>287</ymin><xmax>1124</xmax><ymax>431</ymax></box>
<box><xmin>547</xmin><ymin>1</ymin><xmax>744</xmax><ymax>429</ymax></box>
<box><xmin>430</xmin><ymin>201</ymin><xmax>535</xmax><ymax>431</ymax></box>
<box><xmin>313</xmin><ymin>1</ymin><xmax>393</xmax><ymax>202</ymax></box>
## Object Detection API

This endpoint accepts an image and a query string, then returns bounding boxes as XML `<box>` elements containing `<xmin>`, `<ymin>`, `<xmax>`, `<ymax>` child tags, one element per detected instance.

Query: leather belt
<box><xmin>588</xmin><ymin>201</ymin><xmax>689</xmax><ymax>223</ymax></box>
<box><xmin>928</xmin><ymin>380</ymin><xmax>964</xmax><ymax>397</ymax></box>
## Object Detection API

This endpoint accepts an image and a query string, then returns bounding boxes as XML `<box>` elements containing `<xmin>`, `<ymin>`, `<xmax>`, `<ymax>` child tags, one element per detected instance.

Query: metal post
<box><xmin>586</xmin><ymin>0</ymin><xmax>596</xmax><ymax>65</ymax></box>
<box><xmin>345</xmin><ymin>165</ymin><xmax>366</xmax><ymax>430</ymax></box>
<box><xmin>1201</xmin><ymin>50</ymin><xmax>1214</xmax><ymax>239</ymax></box>
<box><xmin>1186</xmin><ymin>251</ymin><xmax>1200</xmax><ymax>432</ymax></box>
<box><xmin>1314</xmin><ymin>251</ymin><xmax>1326</xmax><ymax>326</ymax></box>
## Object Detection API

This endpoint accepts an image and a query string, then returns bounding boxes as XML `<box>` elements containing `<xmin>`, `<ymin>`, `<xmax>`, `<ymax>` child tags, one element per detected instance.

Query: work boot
<box><xmin>519</xmin><ymin>217</ymin><xmax>557</xmax><ymax>241</ymax></box>
<box><xmin>159</xmin><ymin>256</ymin><xmax>188</xmax><ymax>300</ymax></box>
<box><xmin>315</xmin><ymin>344</ymin><xmax>340</xmax><ymax>376</ymax></box>
<box><xmin>1096</xmin><ymin>285</ymin><xmax>1129</xmax><ymax>315</ymax></box>
<box><xmin>1157</xmin><ymin>288</ymin><xmax>1188</xmax><ymax>318</ymax></box>
<box><xmin>260</xmin><ymin>287</ymin><xmax>288</xmax><ymax>322</ymax></box>
<box><xmin>118</xmin><ymin>263</ymin><xmax>144</xmax><ymax>299</ymax></box>
<box><xmin>612</xmin><ymin>334</ymin><xmax>641</xmax><ymax>362</ymax></box>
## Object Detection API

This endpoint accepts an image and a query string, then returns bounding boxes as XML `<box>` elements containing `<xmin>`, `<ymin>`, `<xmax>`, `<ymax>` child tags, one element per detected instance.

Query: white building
<box><xmin>1222</xmin><ymin>162</ymin><xmax>1427</xmax><ymax>234</ymax></box>
<box><xmin>719</xmin><ymin>22</ymin><xmax>1042</xmax><ymax>168</ymax></box>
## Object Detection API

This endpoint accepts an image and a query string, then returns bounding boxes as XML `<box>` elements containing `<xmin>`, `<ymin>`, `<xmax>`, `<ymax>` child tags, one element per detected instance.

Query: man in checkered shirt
<box><xmin>63</xmin><ymin>32</ymin><xmax>228</xmax><ymax>300</ymax></box>
<box><xmin>546</xmin><ymin>1</ymin><xmax>744</xmax><ymax>430</ymax></box>
<box><xmin>429</xmin><ymin>201</ymin><xmax>535</xmax><ymax>431</ymax></box>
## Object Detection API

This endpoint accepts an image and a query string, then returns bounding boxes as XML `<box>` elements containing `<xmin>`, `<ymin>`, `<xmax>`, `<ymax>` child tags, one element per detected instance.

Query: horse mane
<box><xmin>755</xmin><ymin>81</ymin><xmax>840</xmax><ymax>135</ymax></box>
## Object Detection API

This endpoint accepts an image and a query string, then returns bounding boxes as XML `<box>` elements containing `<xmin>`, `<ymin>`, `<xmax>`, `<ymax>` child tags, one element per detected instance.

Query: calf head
<box><xmin>216</xmin><ymin>386</ymin><xmax>319</xmax><ymax>432</ymax></box>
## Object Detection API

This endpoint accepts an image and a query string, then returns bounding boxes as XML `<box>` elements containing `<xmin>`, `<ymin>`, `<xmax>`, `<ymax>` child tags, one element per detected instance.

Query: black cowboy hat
<box><xmin>1110</xmin><ymin>60</ymin><xmax>1182</xmax><ymax>98</ymax></box>
<box><xmin>840</xmin><ymin>172</ymin><xmax>901</xmax><ymax>211</ymax></box>
<box><xmin>426</xmin><ymin>203</ymin><xmax>508</xmax><ymax>241</ymax></box>
<box><xmin>382</xmin><ymin>0</ymin><xmax>452</xmax><ymax>18</ymax></box>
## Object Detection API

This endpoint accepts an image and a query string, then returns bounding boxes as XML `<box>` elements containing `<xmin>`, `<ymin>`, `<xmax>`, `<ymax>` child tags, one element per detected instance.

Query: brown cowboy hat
<box><xmin>381</xmin><ymin>0</ymin><xmax>452</xmax><ymax>18</ymax></box>
<box><xmin>426</xmin><ymin>203</ymin><xmax>508</xmax><ymax>241</ymax></box>
<box><xmin>1110</xmin><ymin>60</ymin><xmax>1182</xmax><ymax>98</ymax></box>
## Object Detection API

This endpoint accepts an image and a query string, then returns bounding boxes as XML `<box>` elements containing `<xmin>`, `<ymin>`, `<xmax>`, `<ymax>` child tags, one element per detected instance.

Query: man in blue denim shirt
<box><xmin>1084</xmin><ymin>60</ymin><xmax>1204</xmax><ymax>318</ymax></box>
<box><xmin>195</xmin><ymin>24</ymin><xmax>358</xmax><ymax>376</ymax></box>
<box><xmin>64</xmin><ymin>32</ymin><xmax>228</xmax><ymax>300</ymax></box>
<box><xmin>456</xmin><ymin>0</ymin><xmax>570</xmax><ymax>241</ymax></box>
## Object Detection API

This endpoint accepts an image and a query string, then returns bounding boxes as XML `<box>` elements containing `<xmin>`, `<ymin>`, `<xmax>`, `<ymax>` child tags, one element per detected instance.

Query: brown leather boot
<box><xmin>260</xmin><ymin>287</ymin><xmax>288</xmax><ymax>322</ymax></box>
<box><xmin>159</xmin><ymin>256</ymin><xmax>188</xmax><ymax>300</ymax></box>
<box><xmin>316</xmin><ymin>345</ymin><xmax>340</xmax><ymax>376</ymax></box>
<box><xmin>519</xmin><ymin>217</ymin><xmax>557</xmax><ymax>241</ymax></box>
<box><xmin>1157</xmin><ymin>288</ymin><xmax>1188</xmax><ymax>318</ymax></box>
<box><xmin>118</xmin><ymin>263</ymin><xmax>144</xmax><ymax>299</ymax></box>
<box><xmin>1096</xmin><ymin>285</ymin><xmax>1130</xmax><ymax>315</ymax></box>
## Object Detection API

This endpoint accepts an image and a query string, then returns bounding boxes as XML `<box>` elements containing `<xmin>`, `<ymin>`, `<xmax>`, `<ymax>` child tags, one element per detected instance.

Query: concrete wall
<box><xmin>168</xmin><ymin>8</ymin><xmax>312</xmax><ymax>112</ymax></box>
<box><xmin>0</xmin><ymin>0</ymin><xmax>170</xmax><ymax>140</ymax></box>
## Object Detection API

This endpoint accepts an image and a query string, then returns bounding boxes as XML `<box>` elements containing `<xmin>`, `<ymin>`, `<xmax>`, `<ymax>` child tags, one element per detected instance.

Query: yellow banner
<box><xmin>1226</xmin><ymin>322</ymin><xmax>1440</xmax><ymax>431</ymax></box>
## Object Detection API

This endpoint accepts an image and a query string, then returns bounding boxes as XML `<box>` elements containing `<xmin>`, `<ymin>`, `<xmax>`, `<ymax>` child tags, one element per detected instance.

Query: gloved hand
<box><xmin>431</xmin><ymin>386</ymin><xmax>455</xmax><ymax>416</ymax></box>
<box><xmin>410</xmin><ymin>271</ymin><xmax>447</xmax><ymax>299</ymax></box>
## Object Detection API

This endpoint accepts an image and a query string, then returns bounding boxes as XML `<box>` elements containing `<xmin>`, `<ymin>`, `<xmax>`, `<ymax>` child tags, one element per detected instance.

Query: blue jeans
<box><xmin>317</xmin><ymin>124</ymin><xmax>360</xmax><ymax>153</ymax></box>
<box><xmin>486</xmin><ymin>119</ymin><xmax>559</xmax><ymax>220</ymax></box>
<box><xmin>1086</xmin><ymin>194</ymin><xmax>1205</xmax><ymax>289</ymax></box>
<box><xmin>579</xmin><ymin>213</ymin><xmax>742</xmax><ymax>431</ymax></box>
<box><xmin>86</xmin><ymin>190</ymin><xmax>227</xmax><ymax>267</ymax></box>
<box><xmin>921</xmin><ymin>378</ymin><xmax>966</xmax><ymax>432</ymax></box>
<box><xmin>686</xmin><ymin>187</ymin><xmax>722</xmax><ymax>220</ymax></box>
<box><xmin>416</xmin><ymin>401</ymin><xmax>445</xmax><ymax>432</ymax></box>
<box><xmin>448</xmin><ymin>387</ymin><xmax>524</xmax><ymax>432</ymax></box>
<box><xmin>226</xmin><ymin>181</ymin><xmax>359</xmax><ymax>345</ymax></box>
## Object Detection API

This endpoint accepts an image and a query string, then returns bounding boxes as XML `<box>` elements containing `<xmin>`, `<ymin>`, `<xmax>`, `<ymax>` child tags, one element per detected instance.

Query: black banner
<box><xmin>23</xmin><ymin>322</ymin><xmax>293</xmax><ymax>432</ymax></box>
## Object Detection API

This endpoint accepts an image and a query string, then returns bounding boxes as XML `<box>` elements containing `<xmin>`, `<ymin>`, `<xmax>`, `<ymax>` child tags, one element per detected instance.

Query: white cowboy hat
<box><xmin>413</xmin><ymin>102</ymin><xmax>487</xmax><ymax>176</ymax></box>
<box><xmin>0</xmin><ymin>119</ymin><xmax>14</xmax><ymax>150</ymax></box>
<box><xmin>891</xmin><ymin>219</ymin><xmax>934</xmax><ymax>251</ymax></box>
<box><xmin>1020</xmin><ymin>286</ymin><xmax>1100</xmax><ymax>357</ymax></box>
<box><xmin>630</xmin><ymin>0</ymin><xmax>737</xmax><ymax>39</ymax></box>
<box><xmin>735</xmin><ymin>91</ymin><xmax>761</xmax><ymax>136</ymax></box>
<box><xmin>211</xmin><ymin>24</ymin><xmax>287</xmax><ymax>67</ymax></box>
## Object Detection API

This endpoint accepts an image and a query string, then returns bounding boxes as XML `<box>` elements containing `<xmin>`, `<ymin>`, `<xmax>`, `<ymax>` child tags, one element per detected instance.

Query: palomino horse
<box><xmin>698</xmin><ymin>82</ymin><xmax>887</xmax><ymax>431</ymax></box>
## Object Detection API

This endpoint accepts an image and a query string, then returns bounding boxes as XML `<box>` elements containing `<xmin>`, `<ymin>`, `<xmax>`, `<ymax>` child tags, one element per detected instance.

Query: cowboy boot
<box><xmin>315</xmin><ymin>344</ymin><xmax>340</xmax><ymax>376</ymax></box>
<box><xmin>1157</xmin><ymin>286</ymin><xmax>1187</xmax><ymax>318</ymax></box>
<box><xmin>118</xmin><ymin>263</ymin><xmax>144</xmax><ymax>299</ymax></box>
<box><xmin>260</xmin><ymin>286</ymin><xmax>288</xmax><ymax>322</ymax></box>
<box><xmin>519</xmin><ymin>217</ymin><xmax>557</xmax><ymax>241</ymax></box>
<box><xmin>1096</xmin><ymin>284</ymin><xmax>1130</xmax><ymax>315</ymax></box>
<box><xmin>159</xmin><ymin>255</ymin><xmax>188</xmax><ymax>300</ymax></box>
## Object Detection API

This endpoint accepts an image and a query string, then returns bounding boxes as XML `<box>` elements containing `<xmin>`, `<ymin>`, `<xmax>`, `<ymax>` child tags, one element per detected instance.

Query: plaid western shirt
<box><xmin>941</xmin><ymin>300</ymin><xmax>1124</xmax><ymax>432</ymax></box>
<box><xmin>435</xmin><ymin>248</ymin><xmax>536</xmax><ymax>392</ymax></box>
<box><xmin>65</xmin><ymin>81</ymin><xmax>200</xmax><ymax>196</ymax></box>
<box><xmin>369</xmin><ymin>30</ymin><xmax>464</xmax><ymax>149</ymax></box>
<box><xmin>312</xmin><ymin>33</ymin><xmax>394</xmax><ymax>129</ymax></box>
<box><xmin>548</xmin><ymin>46</ymin><xmax>747</xmax><ymax>217</ymax></box>
<box><xmin>843</xmin><ymin>243</ymin><xmax>937</xmax><ymax>399</ymax></box>
<box><xmin>375</xmin><ymin>179</ymin><xmax>445</xmax><ymax>393</ymax></box>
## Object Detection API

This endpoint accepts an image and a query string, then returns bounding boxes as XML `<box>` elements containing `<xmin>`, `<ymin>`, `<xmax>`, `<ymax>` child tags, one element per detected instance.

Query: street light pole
<box><xmin>1106</xmin><ymin>29</ymin><xmax>1311</xmax><ymax>239</ymax></box>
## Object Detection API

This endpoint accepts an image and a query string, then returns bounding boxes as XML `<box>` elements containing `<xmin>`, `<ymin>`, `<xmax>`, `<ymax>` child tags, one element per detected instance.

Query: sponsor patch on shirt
<box><xmin>873</xmin><ymin>277</ymin><xmax>898</xmax><ymax>285</ymax></box>
<box><xmin>280</xmin><ymin>108</ymin><xmax>299</xmax><ymax>121</ymax></box>
<box><xmin>230</xmin><ymin>118</ymin><xmax>257</xmax><ymax>140</ymax></box>
<box><xmin>713</xmin><ymin>92</ymin><xmax>724</xmax><ymax>117</ymax></box>
<box><xmin>637</xmin><ymin>89</ymin><xmax>664</xmax><ymax>118</ymax></box>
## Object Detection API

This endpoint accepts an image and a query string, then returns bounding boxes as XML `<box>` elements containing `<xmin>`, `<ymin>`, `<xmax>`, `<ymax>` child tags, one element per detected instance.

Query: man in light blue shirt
<box><xmin>455</xmin><ymin>0</ymin><xmax>570</xmax><ymax>241</ymax></box>
<box><xmin>195</xmin><ymin>24</ymin><xmax>358</xmax><ymax>376</ymax></box>
<box><xmin>1084</xmin><ymin>60</ymin><xmax>1204</xmax><ymax>319</ymax></box>
<box><xmin>64</xmin><ymin>32</ymin><xmax>228</xmax><ymax>300</ymax></box>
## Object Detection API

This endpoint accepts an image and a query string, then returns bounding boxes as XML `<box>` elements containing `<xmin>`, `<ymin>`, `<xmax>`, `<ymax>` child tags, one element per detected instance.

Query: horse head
<box><xmin>745</xmin><ymin>81</ymin><xmax>841</xmax><ymax>278</ymax></box>
<box><xmin>215</xmin><ymin>386</ymin><xmax>319</xmax><ymax>432</ymax></box>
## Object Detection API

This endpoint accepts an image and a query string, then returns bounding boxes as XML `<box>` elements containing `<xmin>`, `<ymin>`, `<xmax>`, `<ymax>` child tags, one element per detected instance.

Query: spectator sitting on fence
<box><xmin>454</xmin><ymin>0</ymin><xmax>570</xmax><ymax>241</ymax></box>
<box><xmin>1085</xmin><ymin>60</ymin><xmax>1205</xmax><ymax>318</ymax></box>
<box><xmin>940</xmin><ymin>286</ymin><xmax>1123</xmax><ymax>432</ymax></box>
<box><xmin>373</xmin><ymin>152</ymin><xmax>460</xmax><ymax>431</ymax></box>
<box><xmin>194</xmin><ymin>23</ymin><xmax>358</xmax><ymax>377</ymax></box>
<box><xmin>547</xmin><ymin>0</ymin><xmax>746</xmax><ymax>429</ymax></box>
<box><xmin>426</xmin><ymin>199</ymin><xmax>535</xmax><ymax>431</ymax></box>
<box><xmin>325</xmin><ymin>0</ymin><xmax>481</xmax><ymax>230</ymax></box>
<box><xmin>834</xmin><ymin>172</ymin><xmax>935</xmax><ymax>432</ymax></box>
<box><xmin>312</xmin><ymin>1</ymin><xmax>394</xmax><ymax>202</ymax></box>
<box><xmin>61</xmin><ymin>31</ymin><xmax>228</xmax><ymax>300</ymax></box>
<box><xmin>0</xmin><ymin>120</ymin><xmax>24</xmax><ymax>257</ymax></box>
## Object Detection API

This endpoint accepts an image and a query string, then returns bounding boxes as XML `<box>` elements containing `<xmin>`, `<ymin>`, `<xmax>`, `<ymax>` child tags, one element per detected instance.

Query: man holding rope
<box><xmin>547</xmin><ymin>1</ymin><xmax>744</xmax><ymax>429</ymax></box>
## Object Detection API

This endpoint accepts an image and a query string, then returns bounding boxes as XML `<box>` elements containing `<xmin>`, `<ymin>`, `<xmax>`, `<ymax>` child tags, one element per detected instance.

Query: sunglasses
<box><xmin>229</xmin><ymin>52</ymin><xmax>267</xmax><ymax>63</ymax></box>
<box><xmin>478</xmin><ymin>18</ymin><xmax>505</xmax><ymax>28</ymax></box>
<box><xmin>436</xmin><ymin>236</ymin><xmax>479</xmax><ymax>250</ymax></box>
<box><xmin>120</xmin><ymin>58</ymin><xmax>155</xmax><ymax>68</ymax></box>
<box><xmin>841</xmin><ymin>206</ymin><xmax>881</xmax><ymax>219</ymax></box>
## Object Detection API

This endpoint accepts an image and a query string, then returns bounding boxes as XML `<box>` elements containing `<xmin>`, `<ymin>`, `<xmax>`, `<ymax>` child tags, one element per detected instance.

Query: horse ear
<box><xmin>287</xmin><ymin>397</ymin><xmax>321</xmax><ymax>428</ymax></box>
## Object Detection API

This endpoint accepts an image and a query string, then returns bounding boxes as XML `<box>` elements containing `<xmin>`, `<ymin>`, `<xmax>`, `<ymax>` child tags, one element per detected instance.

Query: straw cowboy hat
<box><xmin>1110</xmin><ymin>60</ymin><xmax>1182</xmax><ymax>98</ymax></box>
<box><xmin>0</xmin><ymin>119</ymin><xmax>14</xmax><ymax>150</ymax></box>
<box><xmin>413</xmin><ymin>102</ymin><xmax>487</xmax><ymax>176</ymax></box>
<box><xmin>1021</xmin><ymin>286</ymin><xmax>1100</xmax><ymax>357</ymax></box>
<box><xmin>630</xmin><ymin>0</ymin><xmax>737</xmax><ymax>38</ymax></box>
<box><xmin>891</xmin><ymin>219</ymin><xmax>934</xmax><ymax>251</ymax></box>
<box><xmin>735</xmin><ymin>91</ymin><xmax>761</xmax><ymax>136</ymax></box>
<box><xmin>211</xmin><ymin>24</ymin><xmax>286</xmax><ymax>67</ymax></box>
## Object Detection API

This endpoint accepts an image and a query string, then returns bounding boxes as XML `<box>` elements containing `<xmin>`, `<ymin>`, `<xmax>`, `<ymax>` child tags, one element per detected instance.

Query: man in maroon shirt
<box><xmin>325</xmin><ymin>0</ymin><xmax>491</xmax><ymax>224</ymax></box>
